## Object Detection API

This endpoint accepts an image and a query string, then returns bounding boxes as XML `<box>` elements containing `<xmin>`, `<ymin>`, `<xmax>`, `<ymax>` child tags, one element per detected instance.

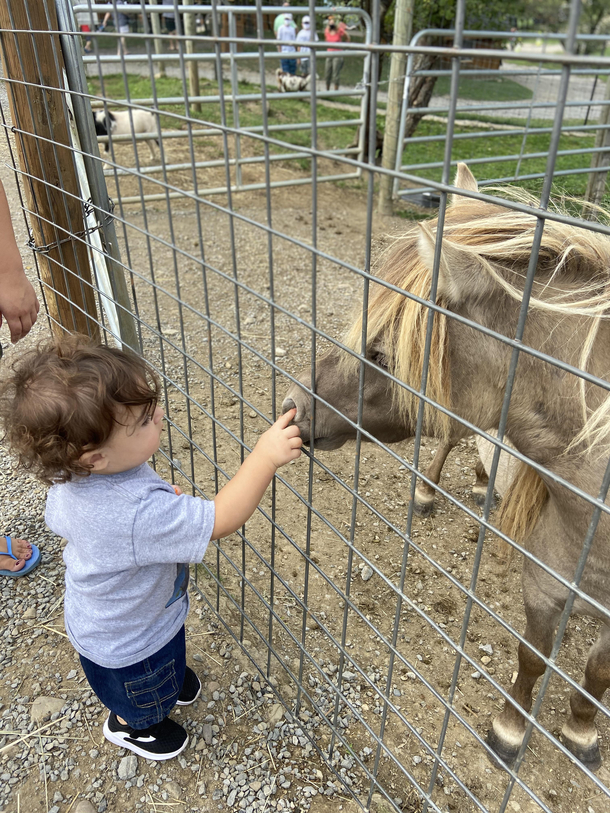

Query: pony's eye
<box><xmin>371</xmin><ymin>351</ymin><xmax>388</xmax><ymax>370</ymax></box>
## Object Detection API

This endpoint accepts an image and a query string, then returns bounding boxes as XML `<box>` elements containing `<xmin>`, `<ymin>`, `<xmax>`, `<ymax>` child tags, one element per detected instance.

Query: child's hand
<box><xmin>172</xmin><ymin>485</ymin><xmax>183</xmax><ymax>496</ymax></box>
<box><xmin>254</xmin><ymin>408</ymin><xmax>302</xmax><ymax>470</ymax></box>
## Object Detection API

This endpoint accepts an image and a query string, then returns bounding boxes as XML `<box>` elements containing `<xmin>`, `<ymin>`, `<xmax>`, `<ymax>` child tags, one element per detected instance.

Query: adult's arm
<box><xmin>0</xmin><ymin>179</ymin><xmax>39</xmax><ymax>343</ymax></box>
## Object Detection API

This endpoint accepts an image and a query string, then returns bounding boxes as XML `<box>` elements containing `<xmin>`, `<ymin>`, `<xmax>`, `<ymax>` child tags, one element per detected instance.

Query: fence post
<box><xmin>55</xmin><ymin>0</ymin><xmax>140</xmax><ymax>352</ymax></box>
<box><xmin>185</xmin><ymin>0</ymin><xmax>201</xmax><ymax>113</ymax></box>
<box><xmin>377</xmin><ymin>0</ymin><xmax>414</xmax><ymax>216</ymax></box>
<box><xmin>584</xmin><ymin>74</ymin><xmax>610</xmax><ymax>217</ymax></box>
<box><xmin>150</xmin><ymin>0</ymin><xmax>166</xmax><ymax>78</ymax></box>
<box><xmin>0</xmin><ymin>0</ymin><xmax>100</xmax><ymax>339</ymax></box>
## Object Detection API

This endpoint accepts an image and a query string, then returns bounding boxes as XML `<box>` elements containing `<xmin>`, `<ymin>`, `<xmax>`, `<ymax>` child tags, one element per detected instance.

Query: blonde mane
<box><xmin>342</xmin><ymin>185</ymin><xmax>610</xmax><ymax>548</ymax></box>
<box><xmin>342</xmin><ymin>234</ymin><xmax>452</xmax><ymax>441</ymax></box>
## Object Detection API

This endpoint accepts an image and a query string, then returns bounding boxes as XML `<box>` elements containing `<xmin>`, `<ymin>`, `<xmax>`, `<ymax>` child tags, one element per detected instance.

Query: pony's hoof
<box><xmin>412</xmin><ymin>499</ymin><xmax>434</xmax><ymax>517</ymax></box>
<box><xmin>486</xmin><ymin>728</ymin><xmax>519</xmax><ymax>769</ymax></box>
<box><xmin>473</xmin><ymin>490</ymin><xmax>498</xmax><ymax>510</ymax></box>
<box><xmin>561</xmin><ymin>732</ymin><xmax>602</xmax><ymax>772</ymax></box>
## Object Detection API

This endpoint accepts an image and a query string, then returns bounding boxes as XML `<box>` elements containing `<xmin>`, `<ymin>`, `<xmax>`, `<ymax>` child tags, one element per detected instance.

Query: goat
<box><xmin>93</xmin><ymin>109</ymin><xmax>159</xmax><ymax>168</ymax></box>
<box><xmin>276</xmin><ymin>69</ymin><xmax>311</xmax><ymax>93</ymax></box>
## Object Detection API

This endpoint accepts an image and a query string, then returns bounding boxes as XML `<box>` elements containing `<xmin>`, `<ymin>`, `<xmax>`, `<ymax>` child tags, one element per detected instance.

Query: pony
<box><xmin>282</xmin><ymin>164</ymin><xmax>610</xmax><ymax>771</ymax></box>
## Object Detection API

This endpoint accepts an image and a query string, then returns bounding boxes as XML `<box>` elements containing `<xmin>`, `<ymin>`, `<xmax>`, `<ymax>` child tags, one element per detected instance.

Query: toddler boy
<box><xmin>0</xmin><ymin>336</ymin><xmax>301</xmax><ymax>759</ymax></box>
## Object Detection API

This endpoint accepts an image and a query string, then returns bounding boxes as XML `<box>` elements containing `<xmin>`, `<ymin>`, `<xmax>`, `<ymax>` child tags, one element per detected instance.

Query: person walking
<box><xmin>101</xmin><ymin>7</ymin><xmax>134</xmax><ymax>56</ymax></box>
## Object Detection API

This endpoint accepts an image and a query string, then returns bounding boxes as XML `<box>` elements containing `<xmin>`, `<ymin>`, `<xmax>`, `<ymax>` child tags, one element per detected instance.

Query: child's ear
<box><xmin>79</xmin><ymin>449</ymin><xmax>108</xmax><ymax>472</ymax></box>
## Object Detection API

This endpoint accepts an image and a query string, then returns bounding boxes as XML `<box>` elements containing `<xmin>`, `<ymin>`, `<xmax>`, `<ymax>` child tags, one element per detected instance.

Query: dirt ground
<box><xmin>1</xmin><ymin>110</ymin><xmax>610</xmax><ymax>813</ymax></box>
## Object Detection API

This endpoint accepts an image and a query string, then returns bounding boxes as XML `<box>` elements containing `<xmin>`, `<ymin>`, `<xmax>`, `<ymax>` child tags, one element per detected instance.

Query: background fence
<box><xmin>2</xmin><ymin>1</ymin><xmax>610</xmax><ymax>812</ymax></box>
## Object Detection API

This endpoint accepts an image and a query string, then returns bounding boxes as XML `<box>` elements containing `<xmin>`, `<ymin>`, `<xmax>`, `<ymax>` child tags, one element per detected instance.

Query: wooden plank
<box><xmin>0</xmin><ymin>0</ymin><xmax>100</xmax><ymax>338</ymax></box>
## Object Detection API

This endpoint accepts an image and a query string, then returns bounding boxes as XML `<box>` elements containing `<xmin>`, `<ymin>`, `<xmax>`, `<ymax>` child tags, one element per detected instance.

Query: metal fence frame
<box><xmin>394</xmin><ymin>27</ymin><xmax>610</xmax><ymax>200</ymax></box>
<box><xmin>1</xmin><ymin>1</ymin><xmax>610</xmax><ymax>812</ymax></box>
<box><xmin>78</xmin><ymin>2</ymin><xmax>374</xmax><ymax>199</ymax></box>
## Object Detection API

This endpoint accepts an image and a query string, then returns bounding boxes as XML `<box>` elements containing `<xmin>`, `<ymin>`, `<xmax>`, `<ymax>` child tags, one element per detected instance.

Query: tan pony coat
<box><xmin>343</xmin><ymin>188</ymin><xmax>610</xmax><ymax>547</ymax></box>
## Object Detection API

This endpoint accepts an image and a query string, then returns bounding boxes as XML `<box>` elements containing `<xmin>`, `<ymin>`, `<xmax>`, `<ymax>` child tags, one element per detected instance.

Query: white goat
<box><xmin>93</xmin><ymin>109</ymin><xmax>159</xmax><ymax>168</ymax></box>
<box><xmin>276</xmin><ymin>69</ymin><xmax>311</xmax><ymax>93</ymax></box>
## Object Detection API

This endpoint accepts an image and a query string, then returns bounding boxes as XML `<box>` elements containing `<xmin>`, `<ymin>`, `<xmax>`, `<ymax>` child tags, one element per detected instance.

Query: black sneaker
<box><xmin>103</xmin><ymin>712</ymin><xmax>188</xmax><ymax>760</ymax></box>
<box><xmin>176</xmin><ymin>665</ymin><xmax>201</xmax><ymax>706</ymax></box>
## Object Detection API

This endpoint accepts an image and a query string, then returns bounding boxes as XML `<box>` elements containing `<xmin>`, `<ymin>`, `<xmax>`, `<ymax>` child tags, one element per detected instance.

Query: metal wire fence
<box><xmin>2</xmin><ymin>1</ymin><xmax>610</xmax><ymax>812</ymax></box>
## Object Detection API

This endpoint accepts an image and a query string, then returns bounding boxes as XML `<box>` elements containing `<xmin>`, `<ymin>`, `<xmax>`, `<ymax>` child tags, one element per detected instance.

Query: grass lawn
<box><xmin>397</xmin><ymin>114</ymin><xmax>610</xmax><ymax>213</ymax></box>
<box><xmin>88</xmin><ymin>72</ymin><xmax>364</xmax><ymax>165</ymax></box>
<box><xmin>434</xmin><ymin>74</ymin><xmax>533</xmax><ymax>101</ymax></box>
<box><xmin>88</xmin><ymin>72</ymin><xmax>608</xmax><ymax>212</ymax></box>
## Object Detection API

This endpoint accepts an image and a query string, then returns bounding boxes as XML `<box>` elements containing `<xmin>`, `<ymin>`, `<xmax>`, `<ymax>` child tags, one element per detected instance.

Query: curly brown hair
<box><xmin>0</xmin><ymin>335</ymin><xmax>160</xmax><ymax>485</ymax></box>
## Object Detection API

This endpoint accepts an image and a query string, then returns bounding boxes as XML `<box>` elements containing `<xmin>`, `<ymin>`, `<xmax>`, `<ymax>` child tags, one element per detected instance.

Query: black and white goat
<box><xmin>276</xmin><ymin>69</ymin><xmax>311</xmax><ymax>93</ymax></box>
<box><xmin>93</xmin><ymin>109</ymin><xmax>159</xmax><ymax>168</ymax></box>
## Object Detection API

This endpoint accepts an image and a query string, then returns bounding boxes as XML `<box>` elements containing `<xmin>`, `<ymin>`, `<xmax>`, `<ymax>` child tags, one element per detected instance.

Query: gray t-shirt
<box><xmin>46</xmin><ymin>463</ymin><xmax>215</xmax><ymax>669</ymax></box>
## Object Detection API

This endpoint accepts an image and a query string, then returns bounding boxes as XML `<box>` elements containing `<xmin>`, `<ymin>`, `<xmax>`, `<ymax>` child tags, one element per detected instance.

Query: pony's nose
<box><xmin>282</xmin><ymin>397</ymin><xmax>296</xmax><ymax>416</ymax></box>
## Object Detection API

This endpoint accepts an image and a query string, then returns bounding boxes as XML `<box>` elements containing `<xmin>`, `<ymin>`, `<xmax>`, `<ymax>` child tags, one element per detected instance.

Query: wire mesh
<box><xmin>1</xmin><ymin>1</ymin><xmax>610</xmax><ymax>812</ymax></box>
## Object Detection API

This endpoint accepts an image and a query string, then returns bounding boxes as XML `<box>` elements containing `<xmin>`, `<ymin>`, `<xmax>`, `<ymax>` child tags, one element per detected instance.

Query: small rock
<box><xmin>118</xmin><ymin>754</ymin><xmax>137</xmax><ymax>781</ymax></box>
<box><xmin>275</xmin><ymin>347</ymin><xmax>287</xmax><ymax>357</ymax></box>
<box><xmin>66</xmin><ymin>670</ymin><xmax>78</xmax><ymax>680</ymax></box>
<box><xmin>479</xmin><ymin>643</ymin><xmax>493</xmax><ymax>655</ymax></box>
<box><xmin>75</xmin><ymin>802</ymin><xmax>96</xmax><ymax>813</ymax></box>
<box><xmin>31</xmin><ymin>697</ymin><xmax>64</xmax><ymax>723</ymax></box>
<box><xmin>164</xmin><ymin>780</ymin><xmax>182</xmax><ymax>799</ymax></box>
<box><xmin>267</xmin><ymin>703</ymin><xmax>284</xmax><ymax>726</ymax></box>
<box><xmin>361</xmin><ymin>565</ymin><xmax>374</xmax><ymax>582</ymax></box>
<box><xmin>202</xmin><ymin>723</ymin><xmax>213</xmax><ymax>744</ymax></box>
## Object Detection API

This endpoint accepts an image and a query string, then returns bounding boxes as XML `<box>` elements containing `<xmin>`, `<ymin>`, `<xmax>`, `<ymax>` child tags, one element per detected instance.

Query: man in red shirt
<box><xmin>324</xmin><ymin>15</ymin><xmax>350</xmax><ymax>91</ymax></box>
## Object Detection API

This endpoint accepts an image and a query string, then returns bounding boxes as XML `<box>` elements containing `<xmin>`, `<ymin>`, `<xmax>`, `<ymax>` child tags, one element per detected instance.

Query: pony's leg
<box><xmin>472</xmin><ymin>457</ymin><xmax>491</xmax><ymax>507</ymax></box>
<box><xmin>487</xmin><ymin>592</ymin><xmax>562</xmax><ymax>767</ymax></box>
<box><xmin>413</xmin><ymin>441</ymin><xmax>453</xmax><ymax>517</ymax></box>
<box><xmin>561</xmin><ymin>624</ymin><xmax>610</xmax><ymax>771</ymax></box>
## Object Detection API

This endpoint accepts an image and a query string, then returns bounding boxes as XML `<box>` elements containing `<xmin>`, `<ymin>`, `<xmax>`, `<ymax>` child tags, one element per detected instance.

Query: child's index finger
<box><xmin>275</xmin><ymin>407</ymin><xmax>297</xmax><ymax>430</ymax></box>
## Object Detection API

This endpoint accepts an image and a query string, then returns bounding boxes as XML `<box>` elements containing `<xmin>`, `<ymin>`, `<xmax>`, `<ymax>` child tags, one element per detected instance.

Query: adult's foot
<box><xmin>0</xmin><ymin>536</ymin><xmax>31</xmax><ymax>573</ymax></box>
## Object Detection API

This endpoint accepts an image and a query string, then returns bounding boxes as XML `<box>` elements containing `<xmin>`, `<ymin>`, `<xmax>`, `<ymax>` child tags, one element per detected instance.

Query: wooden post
<box><xmin>585</xmin><ymin>74</ymin><xmax>610</xmax><ymax>218</ymax></box>
<box><xmin>377</xmin><ymin>0</ymin><xmax>414</xmax><ymax>216</ymax></box>
<box><xmin>184</xmin><ymin>0</ymin><xmax>201</xmax><ymax>113</ymax></box>
<box><xmin>150</xmin><ymin>0</ymin><xmax>166</xmax><ymax>78</ymax></box>
<box><xmin>0</xmin><ymin>0</ymin><xmax>100</xmax><ymax>339</ymax></box>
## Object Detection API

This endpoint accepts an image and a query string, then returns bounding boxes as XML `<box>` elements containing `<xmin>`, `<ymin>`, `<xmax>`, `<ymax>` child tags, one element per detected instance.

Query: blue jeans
<box><xmin>80</xmin><ymin>626</ymin><xmax>186</xmax><ymax>729</ymax></box>
<box><xmin>281</xmin><ymin>58</ymin><xmax>297</xmax><ymax>75</ymax></box>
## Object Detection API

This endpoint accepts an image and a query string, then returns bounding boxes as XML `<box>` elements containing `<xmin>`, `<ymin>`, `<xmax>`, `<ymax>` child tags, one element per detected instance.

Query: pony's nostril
<box><xmin>282</xmin><ymin>397</ymin><xmax>296</xmax><ymax>415</ymax></box>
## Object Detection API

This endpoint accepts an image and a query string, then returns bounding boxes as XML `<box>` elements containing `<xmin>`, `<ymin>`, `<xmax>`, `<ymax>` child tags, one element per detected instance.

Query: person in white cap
<box><xmin>273</xmin><ymin>2</ymin><xmax>296</xmax><ymax>35</ymax></box>
<box><xmin>277</xmin><ymin>12</ymin><xmax>297</xmax><ymax>75</ymax></box>
<box><xmin>296</xmin><ymin>15</ymin><xmax>318</xmax><ymax>77</ymax></box>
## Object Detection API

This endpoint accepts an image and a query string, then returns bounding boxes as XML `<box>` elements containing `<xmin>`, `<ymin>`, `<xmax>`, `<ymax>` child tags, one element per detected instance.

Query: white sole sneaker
<box><xmin>103</xmin><ymin>713</ymin><xmax>188</xmax><ymax>760</ymax></box>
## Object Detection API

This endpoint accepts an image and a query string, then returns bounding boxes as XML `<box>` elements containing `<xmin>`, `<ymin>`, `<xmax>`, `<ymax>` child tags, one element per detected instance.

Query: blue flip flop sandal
<box><xmin>0</xmin><ymin>536</ymin><xmax>41</xmax><ymax>578</ymax></box>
